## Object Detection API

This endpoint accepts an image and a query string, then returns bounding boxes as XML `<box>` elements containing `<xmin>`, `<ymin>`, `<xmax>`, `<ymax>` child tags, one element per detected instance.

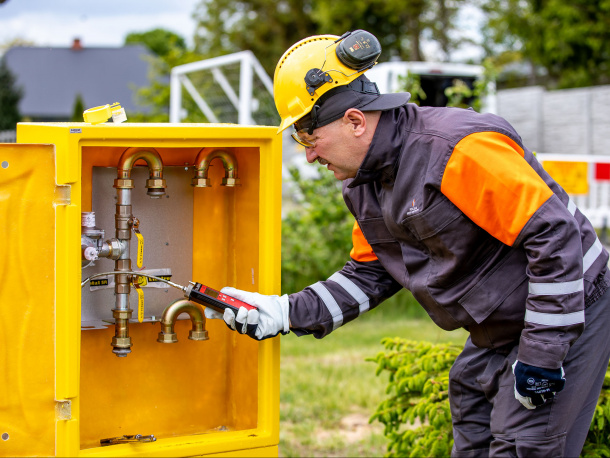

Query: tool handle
<box><xmin>187</xmin><ymin>283</ymin><xmax>257</xmax><ymax>315</ymax></box>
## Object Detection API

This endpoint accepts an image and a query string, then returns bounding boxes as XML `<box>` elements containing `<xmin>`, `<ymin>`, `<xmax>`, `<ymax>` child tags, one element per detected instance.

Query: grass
<box><xmin>279</xmin><ymin>291</ymin><xmax>468</xmax><ymax>457</ymax></box>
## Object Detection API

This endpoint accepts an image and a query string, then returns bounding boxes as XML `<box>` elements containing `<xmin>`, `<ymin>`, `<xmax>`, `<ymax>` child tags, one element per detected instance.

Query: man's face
<box><xmin>297</xmin><ymin>118</ymin><xmax>368</xmax><ymax>181</ymax></box>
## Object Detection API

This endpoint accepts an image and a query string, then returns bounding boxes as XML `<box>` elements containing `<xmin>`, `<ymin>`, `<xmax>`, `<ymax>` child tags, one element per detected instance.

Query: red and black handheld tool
<box><xmin>184</xmin><ymin>282</ymin><xmax>257</xmax><ymax>315</ymax></box>
<box><xmin>81</xmin><ymin>273</ymin><xmax>258</xmax><ymax>315</ymax></box>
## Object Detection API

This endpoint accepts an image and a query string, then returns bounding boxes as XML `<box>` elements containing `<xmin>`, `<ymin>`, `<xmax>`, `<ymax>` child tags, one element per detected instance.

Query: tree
<box><xmin>0</xmin><ymin>59</ymin><xmax>22</xmax><ymax>130</ymax></box>
<box><xmin>0</xmin><ymin>37</ymin><xmax>35</xmax><ymax>56</ymax></box>
<box><xmin>70</xmin><ymin>94</ymin><xmax>85</xmax><ymax>122</ymax></box>
<box><xmin>481</xmin><ymin>0</ymin><xmax>610</xmax><ymax>88</ymax></box>
<box><xmin>193</xmin><ymin>0</ymin><xmax>317</xmax><ymax>75</ymax></box>
<box><xmin>125</xmin><ymin>28</ymin><xmax>187</xmax><ymax>58</ymax></box>
<box><xmin>193</xmin><ymin>0</ymin><xmax>469</xmax><ymax>75</ymax></box>
<box><xmin>123</xmin><ymin>29</ymin><xmax>204</xmax><ymax>122</ymax></box>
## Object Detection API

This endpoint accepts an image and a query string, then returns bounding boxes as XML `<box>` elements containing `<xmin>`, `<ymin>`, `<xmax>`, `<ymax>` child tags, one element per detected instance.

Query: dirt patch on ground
<box><xmin>316</xmin><ymin>412</ymin><xmax>382</xmax><ymax>444</ymax></box>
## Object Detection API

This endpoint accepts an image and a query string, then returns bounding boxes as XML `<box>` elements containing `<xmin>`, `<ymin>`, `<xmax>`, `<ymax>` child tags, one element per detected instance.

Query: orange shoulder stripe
<box><xmin>441</xmin><ymin>131</ymin><xmax>553</xmax><ymax>246</ymax></box>
<box><xmin>350</xmin><ymin>221</ymin><xmax>378</xmax><ymax>262</ymax></box>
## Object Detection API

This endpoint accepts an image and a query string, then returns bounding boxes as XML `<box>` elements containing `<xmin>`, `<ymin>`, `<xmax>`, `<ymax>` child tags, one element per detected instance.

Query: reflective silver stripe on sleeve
<box><xmin>329</xmin><ymin>272</ymin><xmax>370</xmax><ymax>315</ymax></box>
<box><xmin>528</xmin><ymin>279</ymin><xmax>583</xmax><ymax>296</ymax></box>
<box><xmin>525</xmin><ymin>309</ymin><xmax>585</xmax><ymax>327</ymax></box>
<box><xmin>567</xmin><ymin>198</ymin><xmax>577</xmax><ymax>216</ymax></box>
<box><xmin>583</xmin><ymin>238</ymin><xmax>603</xmax><ymax>273</ymax></box>
<box><xmin>310</xmin><ymin>282</ymin><xmax>343</xmax><ymax>330</ymax></box>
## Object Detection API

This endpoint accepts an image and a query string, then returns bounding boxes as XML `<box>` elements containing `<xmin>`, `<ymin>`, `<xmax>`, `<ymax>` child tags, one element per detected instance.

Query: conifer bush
<box><xmin>368</xmin><ymin>339</ymin><xmax>460</xmax><ymax>457</ymax></box>
<box><xmin>370</xmin><ymin>338</ymin><xmax>610</xmax><ymax>457</ymax></box>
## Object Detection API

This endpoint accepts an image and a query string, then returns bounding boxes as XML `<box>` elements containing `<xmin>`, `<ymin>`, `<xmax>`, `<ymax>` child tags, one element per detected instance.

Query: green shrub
<box><xmin>368</xmin><ymin>339</ymin><xmax>460</xmax><ymax>457</ymax></box>
<box><xmin>281</xmin><ymin>164</ymin><xmax>356</xmax><ymax>294</ymax></box>
<box><xmin>370</xmin><ymin>338</ymin><xmax>610</xmax><ymax>457</ymax></box>
<box><xmin>582</xmin><ymin>369</ymin><xmax>610</xmax><ymax>457</ymax></box>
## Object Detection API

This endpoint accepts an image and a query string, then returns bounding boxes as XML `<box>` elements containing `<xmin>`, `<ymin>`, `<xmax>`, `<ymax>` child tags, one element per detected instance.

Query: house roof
<box><xmin>3</xmin><ymin>43</ymin><xmax>153</xmax><ymax>119</ymax></box>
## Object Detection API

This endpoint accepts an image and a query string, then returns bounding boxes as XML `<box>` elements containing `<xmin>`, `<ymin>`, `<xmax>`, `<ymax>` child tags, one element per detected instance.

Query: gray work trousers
<box><xmin>449</xmin><ymin>286</ymin><xmax>610</xmax><ymax>458</ymax></box>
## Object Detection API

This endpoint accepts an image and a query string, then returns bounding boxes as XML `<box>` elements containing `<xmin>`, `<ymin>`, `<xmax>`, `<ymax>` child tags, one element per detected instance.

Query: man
<box><xmin>206</xmin><ymin>30</ymin><xmax>610</xmax><ymax>456</ymax></box>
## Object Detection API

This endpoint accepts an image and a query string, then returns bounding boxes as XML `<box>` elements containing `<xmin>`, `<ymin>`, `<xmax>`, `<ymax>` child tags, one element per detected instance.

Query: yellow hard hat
<box><xmin>274</xmin><ymin>30</ymin><xmax>382</xmax><ymax>134</ymax></box>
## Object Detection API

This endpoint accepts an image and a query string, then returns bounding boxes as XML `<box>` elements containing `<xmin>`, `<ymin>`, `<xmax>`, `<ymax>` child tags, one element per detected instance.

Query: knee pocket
<box><xmin>517</xmin><ymin>433</ymin><xmax>566</xmax><ymax>457</ymax></box>
<box><xmin>449</xmin><ymin>355</ymin><xmax>472</xmax><ymax>422</ymax></box>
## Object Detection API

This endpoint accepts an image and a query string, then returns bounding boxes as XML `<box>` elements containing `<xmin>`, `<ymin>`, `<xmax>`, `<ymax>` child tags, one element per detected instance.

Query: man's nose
<box><xmin>305</xmin><ymin>147</ymin><xmax>317</xmax><ymax>163</ymax></box>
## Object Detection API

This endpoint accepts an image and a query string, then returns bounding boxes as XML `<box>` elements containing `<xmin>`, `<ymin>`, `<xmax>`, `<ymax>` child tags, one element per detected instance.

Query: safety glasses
<box><xmin>291</xmin><ymin>129</ymin><xmax>316</xmax><ymax>148</ymax></box>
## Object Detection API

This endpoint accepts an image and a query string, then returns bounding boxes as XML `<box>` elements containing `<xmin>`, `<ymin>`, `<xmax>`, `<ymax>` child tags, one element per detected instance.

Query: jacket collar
<box><xmin>347</xmin><ymin>106</ymin><xmax>407</xmax><ymax>188</ymax></box>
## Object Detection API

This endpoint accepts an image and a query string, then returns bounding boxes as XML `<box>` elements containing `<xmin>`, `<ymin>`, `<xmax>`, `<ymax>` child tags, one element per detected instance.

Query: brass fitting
<box><xmin>157</xmin><ymin>300</ymin><xmax>209</xmax><ymax>343</ymax></box>
<box><xmin>192</xmin><ymin>148</ymin><xmax>241</xmax><ymax>188</ymax></box>
<box><xmin>112</xmin><ymin>309</ymin><xmax>133</xmax><ymax>357</ymax></box>
<box><xmin>113</xmin><ymin>178</ymin><xmax>134</xmax><ymax>189</ymax></box>
<box><xmin>116</xmin><ymin>147</ymin><xmax>166</xmax><ymax>197</ymax></box>
<box><xmin>115</xmin><ymin>205</ymin><xmax>132</xmax><ymax>240</ymax></box>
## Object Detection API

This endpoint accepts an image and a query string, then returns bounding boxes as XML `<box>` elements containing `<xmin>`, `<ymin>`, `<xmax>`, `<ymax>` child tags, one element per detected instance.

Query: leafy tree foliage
<box><xmin>193</xmin><ymin>0</ymin><xmax>468</xmax><ymax>75</ymax></box>
<box><xmin>125</xmin><ymin>28</ymin><xmax>187</xmax><ymax>58</ymax></box>
<box><xmin>0</xmin><ymin>59</ymin><xmax>22</xmax><ymax>130</ymax></box>
<box><xmin>398</xmin><ymin>59</ymin><xmax>496</xmax><ymax>111</ymax></box>
<box><xmin>123</xmin><ymin>29</ymin><xmax>204</xmax><ymax>122</ymax></box>
<box><xmin>482</xmin><ymin>0</ymin><xmax>610</xmax><ymax>88</ymax></box>
<box><xmin>0</xmin><ymin>37</ymin><xmax>35</xmax><ymax>56</ymax></box>
<box><xmin>281</xmin><ymin>164</ymin><xmax>354</xmax><ymax>293</ymax></box>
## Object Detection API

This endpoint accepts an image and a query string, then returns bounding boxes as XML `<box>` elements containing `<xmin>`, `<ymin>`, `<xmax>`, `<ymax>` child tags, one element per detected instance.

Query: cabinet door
<box><xmin>0</xmin><ymin>144</ymin><xmax>58</xmax><ymax>456</ymax></box>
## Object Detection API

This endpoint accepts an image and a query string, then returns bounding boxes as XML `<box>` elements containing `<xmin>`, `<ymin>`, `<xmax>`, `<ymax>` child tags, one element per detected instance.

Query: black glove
<box><xmin>512</xmin><ymin>360</ymin><xmax>566</xmax><ymax>409</ymax></box>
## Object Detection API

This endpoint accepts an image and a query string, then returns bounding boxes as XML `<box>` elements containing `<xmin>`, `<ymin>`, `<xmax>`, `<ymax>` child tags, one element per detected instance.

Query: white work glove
<box><xmin>204</xmin><ymin>287</ymin><xmax>290</xmax><ymax>340</ymax></box>
<box><xmin>512</xmin><ymin>360</ymin><xmax>566</xmax><ymax>410</ymax></box>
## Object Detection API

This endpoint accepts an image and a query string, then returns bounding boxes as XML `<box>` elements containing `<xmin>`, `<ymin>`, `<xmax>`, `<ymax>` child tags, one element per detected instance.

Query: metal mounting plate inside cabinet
<box><xmin>81</xmin><ymin>166</ymin><xmax>193</xmax><ymax>328</ymax></box>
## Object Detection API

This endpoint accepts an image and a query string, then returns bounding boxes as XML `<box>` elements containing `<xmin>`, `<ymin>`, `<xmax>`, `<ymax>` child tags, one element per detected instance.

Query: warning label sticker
<box><xmin>542</xmin><ymin>161</ymin><xmax>589</xmax><ymax>195</ymax></box>
<box><xmin>88</xmin><ymin>268</ymin><xmax>173</xmax><ymax>291</ymax></box>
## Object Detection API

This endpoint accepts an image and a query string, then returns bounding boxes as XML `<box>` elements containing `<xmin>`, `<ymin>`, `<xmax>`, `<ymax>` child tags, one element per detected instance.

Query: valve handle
<box><xmin>130</xmin><ymin>217</ymin><xmax>144</xmax><ymax>269</ymax></box>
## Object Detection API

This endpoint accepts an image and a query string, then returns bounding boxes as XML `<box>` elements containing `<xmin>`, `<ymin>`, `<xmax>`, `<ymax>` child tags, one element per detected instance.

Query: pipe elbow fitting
<box><xmin>115</xmin><ymin>147</ymin><xmax>167</xmax><ymax>196</ymax></box>
<box><xmin>157</xmin><ymin>299</ymin><xmax>209</xmax><ymax>343</ymax></box>
<box><xmin>192</xmin><ymin>148</ymin><xmax>240</xmax><ymax>187</ymax></box>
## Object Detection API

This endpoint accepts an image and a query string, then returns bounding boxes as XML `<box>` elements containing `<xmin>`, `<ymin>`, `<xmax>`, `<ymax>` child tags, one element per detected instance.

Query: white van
<box><xmin>365</xmin><ymin>61</ymin><xmax>497</xmax><ymax>113</ymax></box>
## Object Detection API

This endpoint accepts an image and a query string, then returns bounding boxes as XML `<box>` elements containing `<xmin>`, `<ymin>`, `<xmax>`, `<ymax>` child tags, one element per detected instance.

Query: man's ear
<box><xmin>343</xmin><ymin>108</ymin><xmax>367</xmax><ymax>137</ymax></box>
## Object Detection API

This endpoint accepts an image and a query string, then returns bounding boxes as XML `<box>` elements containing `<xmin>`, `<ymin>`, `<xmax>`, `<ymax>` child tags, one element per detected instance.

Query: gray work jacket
<box><xmin>289</xmin><ymin>103</ymin><xmax>609</xmax><ymax>369</ymax></box>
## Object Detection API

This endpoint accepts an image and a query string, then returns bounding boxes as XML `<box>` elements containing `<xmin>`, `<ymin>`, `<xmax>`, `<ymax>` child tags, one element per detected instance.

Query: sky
<box><xmin>0</xmin><ymin>0</ymin><xmax>484</xmax><ymax>62</ymax></box>
<box><xmin>0</xmin><ymin>0</ymin><xmax>201</xmax><ymax>51</ymax></box>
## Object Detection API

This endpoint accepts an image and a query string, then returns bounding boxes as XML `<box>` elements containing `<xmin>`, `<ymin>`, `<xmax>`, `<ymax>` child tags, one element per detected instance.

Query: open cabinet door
<box><xmin>0</xmin><ymin>144</ymin><xmax>59</xmax><ymax>456</ymax></box>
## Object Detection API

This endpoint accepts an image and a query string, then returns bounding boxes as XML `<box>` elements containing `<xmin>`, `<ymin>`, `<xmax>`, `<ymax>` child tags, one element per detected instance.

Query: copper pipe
<box><xmin>192</xmin><ymin>148</ymin><xmax>240</xmax><ymax>187</ymax></box>
<box><xmin>115</xmin><ymin>147</ymin><xmax>166</xmax><ymax>197</ymax></box>
<box><xmin>109</xmin><ymin>147</ymin><xmax>166</xmax><ymax>356</ymax></box>
<box><xmin>157</xmin><ymin>300</ymin><xmax>209</xmax><ymax>343</ymax></box>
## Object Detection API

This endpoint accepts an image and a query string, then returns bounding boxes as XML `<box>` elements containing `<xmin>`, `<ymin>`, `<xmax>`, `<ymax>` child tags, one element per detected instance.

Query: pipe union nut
<box><xmin>114</xmin><ymin>178</ymin><xmax>134</xmax><ymax>189</ymax></box>
<box><xmin>111</xmin><ymin>336</ymin><xmax>133</xmax><ymax>348</ymax></box>
<box><xmin>146</xmin><ymin>178</ymin><xmax>166</xmax><ymax>188</ymax></box>
<box><xmin>188</xmin><ymin>329</ymin><xmax>209</xmax><ymax>341</ymax></box>
<box><xmin>221</xmin><ymin>177</ymin><xmax>241</xmax><ymax>187</ymax></box>
<box><xmin>157</xmin><ymin>332</ymin><xmax>178</xmax><ymax>343</ymax></box>
<box><xmin>192</xmin><ymin>177</ymin><xmax>212</xmax><ymax>188</ymax></box>
<box><xmin>112</xmin><ymin>309</ymin><xmax>133</xmax><ymax>320</ymax></box>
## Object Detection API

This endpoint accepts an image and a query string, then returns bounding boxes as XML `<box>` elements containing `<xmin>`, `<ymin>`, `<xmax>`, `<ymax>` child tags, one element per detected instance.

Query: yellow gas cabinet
<box><xmin>0</xmin><ymin>122</ymin><xmax>282</xmax><ymax>457</ymax></box>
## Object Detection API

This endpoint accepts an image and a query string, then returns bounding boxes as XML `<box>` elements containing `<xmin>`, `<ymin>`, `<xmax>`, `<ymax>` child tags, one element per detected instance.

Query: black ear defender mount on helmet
<box><xmin>304</xmin><ymin>29</ymin><xmax>381</xmax><ymax>96</ymax></box>
<box><xmin>305</xmin><ymin>69</ymin><xmax>333</xmax><ymax>96</ymax></box>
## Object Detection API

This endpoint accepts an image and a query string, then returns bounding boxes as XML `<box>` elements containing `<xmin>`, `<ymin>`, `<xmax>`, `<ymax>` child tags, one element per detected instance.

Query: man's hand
<box><xmin>512</xmin><ymin>360</ymin><xmax>566</xmax><ymax>409</ymax></box>
<box><xmin>204</xmin><ymin>287</ymin><xmax>290</xmax><ymax>340</ymax></box>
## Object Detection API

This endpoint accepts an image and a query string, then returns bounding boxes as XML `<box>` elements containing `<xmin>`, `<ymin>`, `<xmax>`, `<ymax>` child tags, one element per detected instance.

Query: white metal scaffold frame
<box><xmin>169</xmin><ymin>50</ymin><xmax>274</xmax><ymax>125</ymax></box>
